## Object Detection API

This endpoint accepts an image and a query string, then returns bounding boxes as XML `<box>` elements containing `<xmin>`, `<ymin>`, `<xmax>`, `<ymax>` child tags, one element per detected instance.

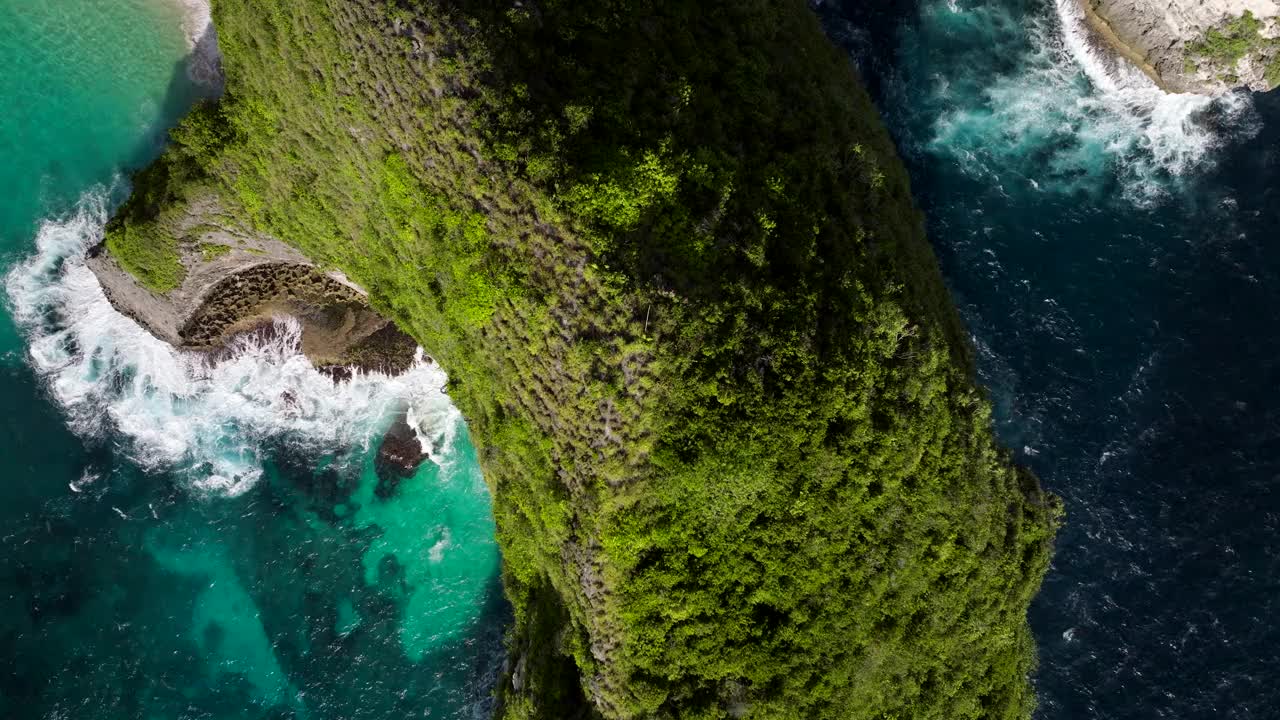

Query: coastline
<box><xmin>102</xmin><ymin>0</ymin><xmax>1063</xmax><ymax>715</ymax></box>
<box><xmin>170</xmin><ymin>0</ymin><xmax>212</xmax><ymax>50</ymax></box>
<box><xmin>1070</xmin><ymin>0</ymin><xmax>1171</xmax><ymax>91</ymax></box>
<box><xmin>168</xmin><ymin>0</ymin><xmax>222</xmax><ymax>90</ymax></box>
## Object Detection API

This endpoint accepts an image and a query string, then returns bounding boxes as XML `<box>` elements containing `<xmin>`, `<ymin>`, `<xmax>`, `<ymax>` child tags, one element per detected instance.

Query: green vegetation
<box><xmin>1184</xmin><ymin>10</ymin><xmax>1280</xmax><ymax>89</ymax></box>
<box><xmin>105</xmin><ymin>101</ymin><xmax>237</xmax><ymax>291</ymax></box>
<box><xmin>199</xmin><ymin>242</ymin><xmax>231</xmax><ymax>261</ymax></box>
<box><xmin>1266</xmin><ymin>54</ymin><xmax>1280</xmax><ymax>89</ymax></box>
<box><xmin>103</xmin><ymin>218</ymin><xmax>184</xmax><ymax>292</ymax></box>
<box><xmin>1187</xmin><ymin>10</ymin><xmax>1263</xmax><ymax>65</ymax></box>
<box><xmin>108</xmin><ymin>0</ymin><xmax>1060</xmax><ymax>718</ymax></box>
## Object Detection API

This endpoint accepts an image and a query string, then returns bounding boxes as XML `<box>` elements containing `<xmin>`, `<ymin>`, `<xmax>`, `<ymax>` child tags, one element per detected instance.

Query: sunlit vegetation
<box><xmin>106</xmin><ymin>0</ymin><xmax>1061</xmax><ymax>717</ymax></box>
<box><xmin>103</xmin><ymin>216</ymin><xmax>184</xmax><ymax>292</ymax></box>
<box><xmin>199</xmin><ymin>242</ymin><xmax>231</xmax><ymax>261</ymax></box>
<box><xmin>1183</xmin><ymin>10</ymin><xmax>1280</xmax><ymax>89</ymax></box>
<box><xmin>1187</xmin><ymin>10</ymin><xmax>1263</xmax><ymax>65</ymax></box>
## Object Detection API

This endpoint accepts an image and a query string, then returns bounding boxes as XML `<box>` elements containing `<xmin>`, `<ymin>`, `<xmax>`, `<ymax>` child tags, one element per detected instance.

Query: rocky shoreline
<box><xmin>1081</xmin><ymin>0</ymin><xmax>1280</xmax><ymax>94</ymax></box>
<box><xmin>90</xmin><ymin>2</ymin><xmax>430</xmax><ymax>480</ymax></box>
<box><xmin>88</xmin><ymin>195</ymin><xmax>417</xmax><ymax>374</ymax></box>
<box><xmin>88</xmin><ymin>194</ymin><xmax>428</xmax><ymax>478</ymax></box>
<box><xmin>1074</xmin><ymin>0</ymin><xmax>1171</xmax><ymax>90</ymax></box>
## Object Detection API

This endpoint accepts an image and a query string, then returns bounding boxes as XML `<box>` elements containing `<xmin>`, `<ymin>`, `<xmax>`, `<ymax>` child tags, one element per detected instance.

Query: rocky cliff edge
<box><xmin>1083</xmin><ymin>0</ymin><xmax>1280</xmax><ymax>94</ymax></box>
<box><xmin>88</xmin><ymin>194</ymin><xmax>417</xmax><ymax>375</ymax></box>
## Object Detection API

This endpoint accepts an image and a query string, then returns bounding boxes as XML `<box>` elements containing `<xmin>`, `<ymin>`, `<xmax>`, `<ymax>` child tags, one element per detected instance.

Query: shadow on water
<box><xmin>810</xmin><ymin>0</ymin><xmax>922</xmax><ymax>99</ymax></box>
<box><xmin>104</xmin><ymin>21</ymin><xmax>222</xmax><ymax>210</ymax></box>
<box><xmin>817</xmin><ymin>0</ymin><xmax>1280</xmax><ymax>717</ymax></box>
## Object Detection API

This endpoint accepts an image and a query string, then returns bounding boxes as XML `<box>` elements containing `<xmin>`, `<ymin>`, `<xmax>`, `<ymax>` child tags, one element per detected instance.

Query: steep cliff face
<box><xmin>1083</xmin><ymin>0</ymin><xmax>1280</xmax><ymax>93</ymax></box>
<box><xmin>103</xmin><ymin>0</ymin><xmax>1060</xmax><ymax>718</ymax></box>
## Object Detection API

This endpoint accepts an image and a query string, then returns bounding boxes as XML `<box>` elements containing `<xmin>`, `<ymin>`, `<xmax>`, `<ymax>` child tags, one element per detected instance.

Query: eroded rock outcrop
<box><xmin>88</xmin><ymin>195</ymin><xmax>417</xmax><ymax>374</ymax></box>
<box><xmin>1082</xmin><ymin>0</ymin><xmax>1280</xmax><ymax>94</ymax></box>
<box><xmin>89</xmin><ymin>2</ymin><xmax>411</xmax><ymax>373</ymax></box>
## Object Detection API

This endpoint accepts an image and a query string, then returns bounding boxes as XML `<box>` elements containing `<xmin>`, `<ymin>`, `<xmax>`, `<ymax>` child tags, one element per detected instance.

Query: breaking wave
<box><xmin>4</xmin><ymin>188</ymin><xmax>460</xmax><ymax>497</ymax></box>
<box><xmin>880</xmin><ymin>0</ymin><xmax>1259</xmax><ymax>204</ymax></box>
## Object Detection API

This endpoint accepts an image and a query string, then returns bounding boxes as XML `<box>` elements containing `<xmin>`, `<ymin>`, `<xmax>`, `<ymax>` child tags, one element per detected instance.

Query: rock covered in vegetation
<box><xmin>90</xmin><ymin>194</ymin><xmax>416</xmax><ymax>373</ymax></box>
<box><xmin>1082</xmin><ymin>0</ymin><xmax>1280</xmax><ymax>93</ymax></box>
<box><xmin>108</xmin><ymin>0</ymin><xmax>1062</xmax><ymax>718</ymax></box>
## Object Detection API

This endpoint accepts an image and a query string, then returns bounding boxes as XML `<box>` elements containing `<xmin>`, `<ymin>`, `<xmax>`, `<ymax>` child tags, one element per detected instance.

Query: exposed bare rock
<box><xmin>87</xmin><ymin>195</ymin><xmax>416</xmax><ymax>374</ymax></box>
<box><xmin>374</xmin><ymin>412</ymin><xmax>430</xmax><ymax>493</ymax></box>
<box><xmin>1082</xmin><ymin>0</ymin><xmax>1280</xmax><ymax>94</ymax></box>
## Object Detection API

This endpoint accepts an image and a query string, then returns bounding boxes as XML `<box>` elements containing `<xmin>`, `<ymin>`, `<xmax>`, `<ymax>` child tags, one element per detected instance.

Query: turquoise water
<box><xmin>0</xmin><ymin>2</ymin><xmax>505</xmax><ymax>718</ymax></box>
<box><xmin>0</xmin><ymin>0</ymin><xmax>194</xmax><ymax>353</ymax></box>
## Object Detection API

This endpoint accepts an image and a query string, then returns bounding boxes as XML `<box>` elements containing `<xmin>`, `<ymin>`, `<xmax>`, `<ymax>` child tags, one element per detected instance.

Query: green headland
<box><xmin>104</xmin><ymin>0</ymin><xmax>1061</xmax><ymax>717</ymax></box>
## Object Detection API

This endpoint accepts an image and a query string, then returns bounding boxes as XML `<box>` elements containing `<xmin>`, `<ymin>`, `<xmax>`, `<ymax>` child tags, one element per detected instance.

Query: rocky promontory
<box><xmin>108</xmin><ymin>0</ymin><xmax>1065</xmax><ymax>716</ymax></box>
<box><xmin>1081</xmin><ymin>0</ymin><xmax>1280</xmax><ymax>94</ymax></box>
<box><xmin>92</xmin><ymin>0</ymin><xmax>410</xmax><ymax>374</ymax></box>
<box><xmin>88</xmin><ymin>195</ymin><xmax>417</xmax><ymax>375</ymax></box>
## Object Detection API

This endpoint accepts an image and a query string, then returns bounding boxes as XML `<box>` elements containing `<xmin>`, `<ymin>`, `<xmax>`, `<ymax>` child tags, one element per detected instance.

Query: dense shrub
<box><xmin>108</xmin><ymin>0</ymin><xmax>1060</xmax><ymax>717</ymax></box>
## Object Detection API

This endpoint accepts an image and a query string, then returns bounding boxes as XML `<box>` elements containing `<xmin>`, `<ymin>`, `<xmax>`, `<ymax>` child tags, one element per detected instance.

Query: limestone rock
<box><xmin>1082</xmin><ymin>0</ymin><xmax>1280</xmax><ymax>94</ymax></box>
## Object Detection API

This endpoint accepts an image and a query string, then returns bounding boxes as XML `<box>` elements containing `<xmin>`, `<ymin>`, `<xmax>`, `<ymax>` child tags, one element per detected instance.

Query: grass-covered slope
<box><xmin>108</xmin><ymin>0</ymin><xmax>1061</xmax><ymax>717</ymax></box>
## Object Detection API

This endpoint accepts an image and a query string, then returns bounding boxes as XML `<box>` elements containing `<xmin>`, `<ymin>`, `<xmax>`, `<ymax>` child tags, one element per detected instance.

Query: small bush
<box><xmin>199</xmin><ymin>242</ymin><xmax>232</xmax><ymax>261</ymax></box>
<box><xmin>104</xmin><ymin>223</ymin><xmax>185</xmax><ymax>292</ymax></box>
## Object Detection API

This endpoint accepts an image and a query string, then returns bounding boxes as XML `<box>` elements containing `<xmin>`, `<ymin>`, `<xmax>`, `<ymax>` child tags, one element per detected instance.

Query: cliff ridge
<box><xmin>102</xmin><ymin>1</ymin><xmax>1062</xmax><ymax>717</ymax></box>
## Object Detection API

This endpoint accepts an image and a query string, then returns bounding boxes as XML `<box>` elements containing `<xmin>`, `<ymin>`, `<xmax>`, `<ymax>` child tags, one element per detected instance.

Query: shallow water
<box><xmin>14</xmin><ymin>0</ymin><xmax>1280</xmax><ymax>717</ymax></box>
<box><xmin>821</xmin><ymin>0</ymin><xmax>1280</xmax><ymax>717</ymax></box>
<box><xmin>0</xmin><ymin>2</ymin><xmax>505</xmax><ymax>718</ymax></box>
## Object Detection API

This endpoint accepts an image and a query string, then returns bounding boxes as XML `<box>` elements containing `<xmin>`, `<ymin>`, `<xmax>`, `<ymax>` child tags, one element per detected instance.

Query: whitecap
<box><xmin>5</xmin><ymin>189</ymin><xmax>463</xmax><ymax>498</ymax></box>
<box><xmin>1052</xmin><ymin>0</ymin><xmax>1258</xmax><ymax>202</ymax></box>
<box><xmin>428</xmin><ymin>527</ymin><xmax>453</xmax><ymax>564</ymax></box>
<box><xmin>69</xmin><ymin>469</ymin><xmax>100</xmax><ymax>493</ymax></box>
<box><xmin>900</xmin><ymin>0</ymin><xmax>1259</xmax><ymax>205</ymax></box>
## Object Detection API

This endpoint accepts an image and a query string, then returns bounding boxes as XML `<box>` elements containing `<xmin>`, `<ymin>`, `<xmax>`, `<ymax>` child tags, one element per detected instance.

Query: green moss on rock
<box><xmin>1187</xmin><ymin>10</ymin><xmax>1264</xmax><ymax>66</ymax></box>
<box><xmin>1183</xmin><ymin>10</ymin><xmax>1280</xmax><ymax>90</ymax></box>
<box><xmin>198</xmin><ymin>242</ymin><xmax>232</xmax><ymax>261</ymax></box>
<box><xmin>103</xmin><ymin>220</ymin><xmax>184</xmax><ymax>292</ymax></box>
<box><xmin>107</xmin><ymin>0</ymin><xmax>1061</xmax><ymax>718</ymax></box>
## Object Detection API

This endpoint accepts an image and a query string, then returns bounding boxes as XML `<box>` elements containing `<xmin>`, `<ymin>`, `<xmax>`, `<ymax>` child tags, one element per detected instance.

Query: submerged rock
<box><xmin>1081</xmin><ymin>0</ymin><xmax>1280</xmax><ymax>94</ymax></box>
<box><xmin>374</xmin><ymin>412</ymin><xmax>429</xmax><ymax>495</ymax></box>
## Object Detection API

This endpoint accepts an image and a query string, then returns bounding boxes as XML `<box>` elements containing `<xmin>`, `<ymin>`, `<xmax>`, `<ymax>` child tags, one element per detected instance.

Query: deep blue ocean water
<box><xmin>9</xmin><ymin>1</ymin><xmax>1280</xmax><ymax>718</ymax></box>
<box><xmin>820</xmin><ymin>0</ymin><xmax>1280</xmax><ymax>717</ymax></box>
<box><xmin>0</xmin><ymin>3</ymin><xmax>505</xmax><ymax>718</ymax></box>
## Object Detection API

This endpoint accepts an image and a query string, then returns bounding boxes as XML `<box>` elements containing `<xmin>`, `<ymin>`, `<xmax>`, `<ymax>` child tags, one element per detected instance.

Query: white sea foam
<box><xmin>5</xmin><ymin>190</ymin><xmax>461</xmax><ymax>497</ymax></box>
<box><xmin>918</xmin><ymin>0</ymin><xmax>1258</xmax><ymax>205</ymax></box>
<box><xmin>1053</xmin><ymin>0</ymin><xmax>1257</xmax><ymax>197</ymax></box>
<box><xmin>427</xmin><ymin>527</ymin><xmax>452</xmax><ymax>564</ymax></box>
<box><xmin>69</xmin><ymin>469</ymin><xmax>101</xmax><ymax>494</ymax></box>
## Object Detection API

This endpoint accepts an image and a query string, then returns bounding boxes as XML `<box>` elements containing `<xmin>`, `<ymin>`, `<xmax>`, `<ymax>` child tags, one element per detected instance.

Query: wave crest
<box><xmin>5</xmin><ymin>190</ymin><xmax>460</xmax><ymax>497</ymax></box>
<box><xmin>887</xmin><ymin>0</ymin><xmax>1259</xmax><ymax>205</ymax></box>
